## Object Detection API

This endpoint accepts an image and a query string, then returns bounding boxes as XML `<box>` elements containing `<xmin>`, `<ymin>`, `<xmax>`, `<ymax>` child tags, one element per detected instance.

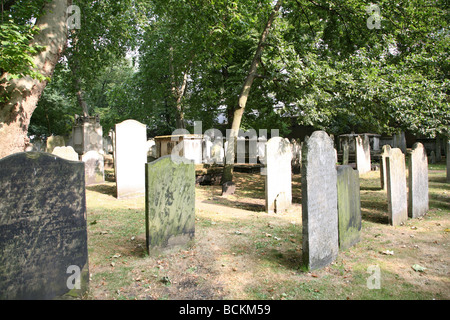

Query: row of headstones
<box><xmin>28</xmin><ymin>134</ymin><xmax>106</xmax><ymax>187</ymax></box>
<box><xmin>274</xmin><ymin>131</ymin><xmax>436</xmax><ymax>270</ymax></box>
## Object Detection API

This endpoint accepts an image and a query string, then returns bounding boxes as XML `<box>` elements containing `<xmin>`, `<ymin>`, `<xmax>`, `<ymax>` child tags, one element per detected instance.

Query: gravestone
<box><xmin>435</xmin><ymin>136</ymin><xmax>441</xmax><ymax>162</ymax></box>
<box><xmin>46</xmin><ymin>135</ymin><xmax>65</xmax><ymax>153</ymax></box>
<box><xmin>0</xmin><ymin>152</ymin><xmax>89</xmax><ymax>299</ymax></box>
<box><xmin>408</xmin><ymin>143</ymin><xmax>429</xmax><ymax>218</ymax></box>
<box><xmin>430</xmin><ymin>151</ymin><xmax>436</xmax><ymax>164</ymax></box>
<box><xmin>386</xmin><ymin>148</ymin><xmax>408</xmax><ymax>226</ymax></box>
<box><xmin>114</xmin><ymin>120</ymin><xmax>147</xmax><ymax>199</ymax></box>
<box><xmin>342</xmin><ymin>139</ymin><xmax>349</xmax><ymax>165</ymax></box>
<box><xmin>337</xmin><ymin>165</ymin><xmax>361</xmax><ymax>250</ymax></box>
<box><xmin>291</xmin><ymin>139</ymin><xmax>302</xmax><ymax>174</ymax></box>
<box><xmin>72</xmin><ymin>115</ymin><xmax>103</xmax><ymax>155</ymax></box>
<box><xmin>356</xmin><ymin>135</ymin><xmax>371</xmax><ymax>174</ymax></box>
<box><xmin>447</xmin><ymin>141</ymin><xmax>450</xmax><ymax>183</ymax></box>
<box><xmin>265</xmin><ymin>137</ymin><xmax>292</xmax><ymax>214</ymax></box>
<box><xmin>52</xmin><ymin>146</ymin><xmax>79</xmax><ymax>161</ymax></box>
<box><xmin>380</xmin><ymin>145</ymin><xmax>392</xmax><ymax>190</ymax></box>
<box><xmin>145</xmin><ymin>156</ymin><xmax>195</xmax><ymax>253</ymax></box>
<box><xmin>301</xmin><ymin>131</ymin><xmax>339</xmax><ymax>270</ymax></box>
<box><xmin>82</xmin><ymin>150</ymin><xmax>105</xmax><ymax>186</ymax></box>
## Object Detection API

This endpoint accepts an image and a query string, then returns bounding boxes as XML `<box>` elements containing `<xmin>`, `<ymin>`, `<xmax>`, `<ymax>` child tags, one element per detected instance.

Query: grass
<box><xmin>84</xmin><ymin>163</ymin><xmax>449</xmax><ymax>300</ymax></box>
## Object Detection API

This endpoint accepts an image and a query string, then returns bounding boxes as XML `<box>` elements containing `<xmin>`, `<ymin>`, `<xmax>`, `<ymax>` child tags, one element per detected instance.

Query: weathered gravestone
<box><xmin>408</xmin><ymin>143</ymin><xmax>429</xmax><ymax>219</ymax></box>
<box><xmin>301</xmin><ymin>131</ymin><xmax>339</xmax><ymax>270</ymax></box>
<box><xmin>336</xmin><ymin>165</ymin><xmax>361</xmax><ymax>250</ymax></box>
<box><xmin>82</xmin><ymin>150</ymin><xmax>105</xmax><ymax>186</ymax></box>
<box><xmin>291</xmin><ymin>139</ymin><xmax>302</xmax><ymax>174</ymax></box>
<box><xmin>0</xmin><ymin>152</ymin><xmax>89</xmax><ymax>299</ymax></box>
<box><xmin>430</xmin><ymin>151</ymin><xmax>436</xmax><ymax>164</ymax></box>
<box><xmin>386</xmin><ymin>148</ymin><xmax>408</xmax><ymax>226</ymax></box>
<box><xmin>342</xmin><ymin>139</ymin><xmax>349</xmax><ymax>165</ymax></box>
<box><xmin>52</xmin><ymin>146</ymin><xmax>79</xmax><ymax>161</ymax></box>
<box><xmin>265</xmin><ymin>137</ymin><xmax>292</xmax><ymax>214</ymax></box>
<box><xmin>145</xmin><ymin>156</ymin><xmax>195</xmax><ymax>253</ymax></box>
<box><xmin>356</xmin><ymin>135</ymin><xmax>371</xmax><ymax>174</ymax></box>
<box><xmin>380</xmin><ymin>144</ymin><xmax>392</xmax><ymax>190</ymax></box>
<box><xmin>114</xmin><ymin>120</ymin><xmax>147</xmax><ymax>199</ymax></box>
<box><xmin>46</xmin><ymin>135</ymin><xmax>66</xmax><ymax>154</ymax></box>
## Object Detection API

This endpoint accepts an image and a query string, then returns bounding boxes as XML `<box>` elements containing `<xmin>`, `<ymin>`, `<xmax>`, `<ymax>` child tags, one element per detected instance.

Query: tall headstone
<box><xmin>337</xmin><ymin>165</ymin><xmax>361</xmax><ymax>250</ymax></box>
<box><xmin>265</xmin><ymin>137</ymin><xmax>292</xmax><ymax>214</ymax></box>
<box><xmin>291</xmin><ymin>139</ymin><xmax>302</xmax><ymax>174</ymax></box>
<box><xmin>386</xmin><ymin>148</ymin><xmax>408</xmax><ymax>226</ymax></box>
<box><xmin>356</xmin><ymin>135</ymin><xmax>371</xmax><ymax>174</ymax></box>
<box><xmin>342</xmin><ymin>139</ymin><xmax>349</xmax><ymax>165</ymax></box>
<box><xmin>114</xmin><ymin>120</ymin><xmax>147</xmax><ymax>199</ymax></box>
<box><xmin>380</xmin><ymin>145</ymin><xmax>391</xmax><ymax>190</ymax></box>
<box><xmin>46</xmin><ymin>135</ymin><xmax>65</xmax><ymax>154</ymax></box>
<box><xmin>301</xmin><ymin>131</ymin><xmax>339</xmax><ymax>270</ymax></box>
<box><xmin>82</xmin><ymin>150</ymin><xmax>105</xmax><ymax>186</ymax></box>
<box><xmin>145</xmin><ymin>156</ymin><xmax>195</xmax><ymax>253</ymax></box>
<box><xmin>435</xmin><ymin>136</ymin><xmax>441</xmax><ymax>162</ymax></box>
<box><xmin>408</xmin><ymin>143</ymin><xmax>429</xmax><ymax>218</ymax></box>
<box><xmin>52</xmin><ymin>146</ymin><xmax>79</xmax><ymax>161</ymax></box>
<box><xmin>0</xmin><ymin>152</ymin><xmax>89</xmax><ymax>299</ymax></box>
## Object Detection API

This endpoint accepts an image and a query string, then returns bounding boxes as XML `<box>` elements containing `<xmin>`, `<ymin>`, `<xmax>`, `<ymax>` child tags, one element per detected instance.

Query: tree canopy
<box><xmin>1</xmin><ymin>0</ymin><xmax>448</xmax><ymax>145</ymax></box>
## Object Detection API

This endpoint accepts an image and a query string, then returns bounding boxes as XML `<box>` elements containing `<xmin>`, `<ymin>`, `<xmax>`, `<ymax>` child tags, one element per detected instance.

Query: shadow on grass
<box><xmin>87</xmin><ymin>184</ymin><xmax>117</xmax><ymax>197</ymax></box>
<box><xmin>201</xmin><ymin>199</ymin><xmax>265</xmax><ymax>212</ymax></box>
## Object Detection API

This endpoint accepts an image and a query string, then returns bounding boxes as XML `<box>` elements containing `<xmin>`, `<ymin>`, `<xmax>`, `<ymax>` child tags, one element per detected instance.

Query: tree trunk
<box><xmin>221</xmin><ymin>0</ymin><xmax>283</xmax><ymax>189</ymax></box>
<box><xmin>0</xmin><ymin>0</ymin><xmax>71</xmax><ymax>159</ymax></box>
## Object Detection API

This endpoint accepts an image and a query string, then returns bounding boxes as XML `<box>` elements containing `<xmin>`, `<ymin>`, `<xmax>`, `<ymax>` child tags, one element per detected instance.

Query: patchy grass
<box><xmin>85</xmin><ymin>164</ymin><xmax>449</xmax><ymax>300</ymax></box>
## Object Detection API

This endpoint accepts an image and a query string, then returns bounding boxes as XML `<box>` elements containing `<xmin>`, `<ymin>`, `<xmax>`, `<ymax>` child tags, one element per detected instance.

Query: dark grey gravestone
<box><xmin>222</xmin><ymin>181</ymin><xmax>236</xmax><ymax>196</ymax></box>
<box><xmin>337</xmin><ymin>165</ymin><xmax>361</xmax><ymax>250</ymax></box>
<box><xmin>301</xmin><ymin>131</ymin><xmax>339</xmax><ymax>270</ymax></box>
<box><xmin>145</xmin><ymin>156</ymin><xmax>195</xmax><ymax>254</ymax></box>
<box><xmin>386</xmin><ymin>148</ymin><xmax>408</xmax><ymax>226</ymax></box>
<box><xmin>0</xmin><ymin>152</ymin><xmax>89</xmax><ymax>300</ymax></box>
<box><xmin>408</xmin><ymin>143</ymin><xmax>429</xmax><ymax>218</ymax></box>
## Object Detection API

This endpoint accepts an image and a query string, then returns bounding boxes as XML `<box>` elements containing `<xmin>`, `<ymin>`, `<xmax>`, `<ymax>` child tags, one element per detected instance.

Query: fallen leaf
<box><xmin>412</xmin><ymin>264</ymin><xmax>426</xmax><ymax>272</ymax></box>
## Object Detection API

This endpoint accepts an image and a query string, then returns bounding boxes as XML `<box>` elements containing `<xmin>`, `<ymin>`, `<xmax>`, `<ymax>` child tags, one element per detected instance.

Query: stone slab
<box><xmin>114</xmin><ymin>120</ymin><xmax>147</xmax><ymax>199</ymax></box>
<box><xmin>52</xmin><ymin>146</ymin><xmax>79</xmax><ymax>161</ymax></box>
<box><xmin>337</xmin><ymin>165</ymin><xmax>361</xmax><ymax>250</ymax></box>
<box><xmin>82</xmin><ymin>150</ymin><xmax>105</xmax><ymax>186</ymax></box>
<box><xmin>0</xmin><ymin>152</ymin><xmax>89</xmax><ymax>299</ymax></box>
<box><xmin>301</xmin><ymin>131</ymin><xmax>339</xmax><ymax>270</ymax></box>
<box><xmin>408</xmin><ymin>143</ymin><xmax>429</xmax><ymax>218</ymax></box>
<box><xmin>386</xmin><ymin>148</ymin><xmax>408</xmax><ymax>226</ymax></box>
<box><xmin>265</xmin><ymin>137</ymin><xmax>292</xmax><ymax>214</ymax></box>
<box><xmin>145</xmin><ymin>156</ymin><xmax>195</xmax><ymax>253</ymax></box>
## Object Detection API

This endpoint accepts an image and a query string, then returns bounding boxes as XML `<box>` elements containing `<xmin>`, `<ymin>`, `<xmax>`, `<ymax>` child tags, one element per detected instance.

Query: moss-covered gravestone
<box><xmin>0</xmin><ymin>152</ymin><xmax>89</xmax><ymax>299</ymax></box>
<box><xmin>145</xmin><ymin>156</ymin><xmax>195</xmax><ymax>254</ymax></box>
<box><xmin>337</xmin><ymin>165</ymin><xmax>361</xmax><ymax>250</ymax></box>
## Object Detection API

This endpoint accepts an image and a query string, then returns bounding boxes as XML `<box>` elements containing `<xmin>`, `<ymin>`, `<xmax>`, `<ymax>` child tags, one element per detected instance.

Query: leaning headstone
<box><xmin>46</xmin><ymin>135</ymin><xmax>65</xmax><ymax>153</ymax></box>
<box><xmin>265</xmin><ymin>137</ymin><xmax>292</xmax><ymax>214</ymax></box>
<box><xmin>52</xmin><ymin>146</ymin><xmax>79</xmax><ymax>161</ymax></box>
<box><xmin>145</xmin><ymin>156</ymin><xmax>195</xmax><ymax>253</ymax></box>
<box><xmin>337</xmin><ymin>165</ymin><xmax>361</xmax><ymax>250</ymax></box>
<box><xmin>82</xmin><ymin>150</ymin><xmax>105</xmax><ymax>186</ymax></box>
<box><xmin>114</xmin><ymin>120</ymin><xmax>147</xmax><ymax>199</ymax></box>
<box><xmin>356</xmin><ymin>135</ymin><xmax>371</xmax><ymax>174</ymax></box>
<box><xmin>301</xmin><ymin>131</ymin><xmax>339</xmax><ymax>270</ymax></box>
<box><xmin>380</xmin><ymin>145</ymin><xmax>392</xmax><ymax>190</ymax></box>
<box><xmin>386</xmin><ymin>148</ymin><xmax>408</xmax><ymax>226</ymax></box>
<box><xmin>408</xmin><ymin>143</ymin><xmax>429</xmax><ymax>218</ymax></box>
<box><xmin>0</xmin><ymin>152</ymin><xmax>89</xmax><ymax>299</ymax></box>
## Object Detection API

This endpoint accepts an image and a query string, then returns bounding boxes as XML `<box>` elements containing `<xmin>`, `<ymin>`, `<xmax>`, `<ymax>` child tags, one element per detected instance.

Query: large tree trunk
<box><xmin>221</xmin><ymin>0</ymin><xmax>283</xmax><ymax>190</ymax></box>
<box><xmin>0</xmin><ymin>0</ymin><xmax>71</xmax><ymax>159</ymax></box>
